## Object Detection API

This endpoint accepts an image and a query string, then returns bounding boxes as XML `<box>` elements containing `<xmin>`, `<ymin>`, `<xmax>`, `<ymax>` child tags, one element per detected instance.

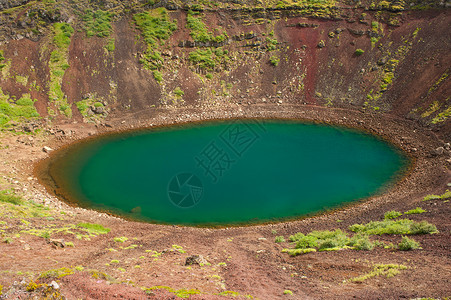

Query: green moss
<box><xmin>82</xmin><ymin>9</ymin><xmax>112</xmax><ymax>38</ymax></box>
<box><xmin>186</xmin><ymin>10</ymin><xmax>227</xmax><ymax>43</ymax></box>
<box><xmin>38</xmin><ymin>267</ymin><xmax>74</xmax><ymax>279</ymax></box>
<box><xmin>349</xmin><ymin>263</ymin><xmax>408</xmax><ymax>283</ymax></box>
<box><xmin>421</xmin><ymin>101</ymin><xmax>440</xmax><ymax>118</ymax></box>
<box><xmin>431</xmin><ymin>105</ymin><xmax>451</xmax><ymax>124</ymax></box>
<box><xmin>283</xmin><ymin>290</ymin><xmax>293</xmax><ymax>295</ymax></box>
<box><xmin>423</xmin><ymin>190</ymin><xmax>451</xmax><ymax>201</ymax></box>
<box><xmin>0</xmin><ymin>190</ymin><xmax>23</xmax><ymax>205</ymax></box>
<box><xmin>53</xmin><ymin>23</ymin><xmax>74</xmax><ymax>48</ymax></box>
<box><xmin>153</xmin><ymin>70</ymin><xmax>162</xmax><ymax>83</ymax></box>
<box><xmin>77</xmin><ymin>223</ymin><xmax>110</xmax><ymax>235</ymax></box>
<box><xmin>134</xmin><ymin>8</ymin><xmax>177</xmax><ymax>46</ymax></box>
<box><xmin>282</xmin><ymin>248</ymin><xmax>317</xmax><ymax>256</ymax></box>
<box><xmin>189</xmin><ymin>47</ymin><xmax>229</xmax><ymax>72</ymax></box>
<box><xmin>0</xmin><ymin>90</ymin><xmax>40</xmax><ymax>126</ymax></box>
<box><xmin>113</xmin><ymin>236</ymin><xmax>128</xmax><ymax>243</ymax></box>
<box><xmin>134</xmin><ymin>8</ymin><xmax>177</xmax><ymax>77</ymax></box>
<box><xmin>284</xmin><ymin>229</ymin><xmax>375</xmax><ymax>255</ymax></box>
<box><xmin>105</xmin><ymin>38</ymin><xmax>115</xmax><ymax>52</ymax></box>
<box><xmin>49</xmin><ymin>22</ymin><xmax>73</xmax><ymax>118</ymax></box>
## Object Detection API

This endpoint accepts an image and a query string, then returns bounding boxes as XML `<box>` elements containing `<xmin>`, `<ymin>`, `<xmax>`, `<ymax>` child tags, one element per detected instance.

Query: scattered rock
<box><xmin>50</xmin><ymin>281</ymin><xmax>60</xmax><ymax>289</ymax></box>
<box><xmin>42</xmin><ymin>146</ymin><xmax>53</xmax><ymax>153</ymax></box>
<box><xmin>377</xmin><ymin>57</ymin><xmax>388</xmax><ymax>66</ymax></box>
<box><xmin>94</xmin><ymin>106</ymin><xmax>104</xmax><ymax>114</ymax></box>
<box><xmin>444</xmin><ymin>143</ymin><xmax>450</xmax><ymax>150</ymax></box>
<box><xmin>185</xmin><ymin>255</ymin><xmax>208</xmax><ymax>266</ymax></box>
<box><xmin>434</xmin><ymin>147</ymin><xmax>445</xmax><ymax>156</ymax></box>
<box><xmin>49</xmin><ymin>239</ymin><xmax>65</xmax><ymax>248</ymax></box>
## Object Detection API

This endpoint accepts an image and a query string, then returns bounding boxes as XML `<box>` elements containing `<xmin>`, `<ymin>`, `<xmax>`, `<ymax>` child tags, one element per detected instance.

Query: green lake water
<box><xmin>48</xmin><ymin>120</ymin><xmax>408</xmax><ymax>226</ymax></box>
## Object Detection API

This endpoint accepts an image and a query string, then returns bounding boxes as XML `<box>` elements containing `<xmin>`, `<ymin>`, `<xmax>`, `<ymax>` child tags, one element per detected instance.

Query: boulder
<box><xmin>185</xmin><ymin>255</ymin><xmax>208</xmax><ymax>266</ymax></box>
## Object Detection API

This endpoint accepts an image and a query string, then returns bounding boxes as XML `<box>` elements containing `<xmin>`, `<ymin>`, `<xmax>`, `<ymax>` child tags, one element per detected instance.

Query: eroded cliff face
<box><xmin>0</xmin><ymin>0</ymin><xmax>449</xmax><ymax>138</ymax></box>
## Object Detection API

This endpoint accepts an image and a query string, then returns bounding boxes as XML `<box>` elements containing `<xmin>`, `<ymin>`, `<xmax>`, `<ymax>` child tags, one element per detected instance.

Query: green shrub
<box><xmin>270</xmin><ymin>55</ymin><xmax>280</xmax><ymax>66</ymax></box>
<box><xmin>173</xmin><ymin>87</ymin><xmax>184</xmax><ymax>97</ymax></box>
<box><xmin>355</xmin><ymin>48</ymin><xmax>365</xmax><ymax>56</ymax></box>
<box><xmin>349</xmin><ymin>219</ymin><xmax>437</xmax><ymax>235</ymax></box>
<box><xmin>283</xmin><ymin>290</ymin><xmax>293</xmax><ymax>295</ymax></box>
<box><xmin>275</xmin><ymin>236</ymin><xmax>285</xmax><ymax>243</ymax></box>
<box><xmin>153</xmin><ymin>70</ymin><xmax>162</xmax><ymax>83</ymax></box>
<box><xmin>404</xmin><ymin>207</ymin><xmax>426</xmax><ymax>215</ymax></box>
<box><xmin>186</xmin><ymin>10</ymin><xmax>227</xmax><ymax>43</ymax></box>
<box><xmin>348</xmin><ymin>233</ymin><xmax>374</xmax><ymax>250</ymax></box>
<box><xmin>398</xmin><ymin>236</ymin><xmax>420</xmax><ymax>251</ymax></box>
<box><xmin>53</xmin><ymin>23</ymin><xmax>74</xmax><ymax>48</ymax></box>
<box><xmin>349</xmin><ymin>264</ymin><xmax>407</xmax><ymax>282</ymax></box>
<box><xmin>384</xmin><ymin>210</ymin><xmax>403</xmax><ymax>220</ymax></box>
<box><xmin>105</xmin><ymin>38</ymin><xmax>115</xmax><ymax>52</ymax></box>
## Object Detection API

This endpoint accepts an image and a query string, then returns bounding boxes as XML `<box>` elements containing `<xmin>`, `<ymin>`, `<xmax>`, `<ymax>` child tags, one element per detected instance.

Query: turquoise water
<box><xmin>48</xmin><ymin>120</ymin><xmax>408</xmax><ymax>226</ymax></box>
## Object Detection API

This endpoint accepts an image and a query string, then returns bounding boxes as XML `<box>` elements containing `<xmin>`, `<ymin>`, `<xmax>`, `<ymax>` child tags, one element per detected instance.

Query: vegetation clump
<box><xmin>404</xmin><ymin>207</ymin><xmax>427</xmax><ymax>215</ymax></box>
<box><xmin>82</xmin><ymin>9</ymin><xmax>112</xmax><ymax>38</ymax></box>
<box><xmin>134</xmin><ymin>8</ymin><xmax>177</xmax><ymax>79</ymax></box>
<box><xmin>423</xmin><ymin>190</ymin><xmax>451</xmax><ymax>201</ymax></box>
<box><xmin>189</xmin><ymin>47</ymin><xmax>229</xmax><ymax>72</ymax></box>
<box><xmin>398</xmin><ymin>236</ymin><xmax>420</xmax><ymax>251</ymax></box>
<box><xmin>49</xmin><ymin>22</ymin><xmax>74</xmax><ymax>118</ymax></box>
<box><xmin>77</xmin><ymin>223</ymin><xmax>110</xmax><ymax>235</ymax></box>
<box><xmin>0</xmin><ymin>89</ymin><xmax>39</xmax><ymax>126</ymax></box>
<box><xmin>281</xmin><ymin>229</ymin><xmax>375</xmax><ymax>256</ymax></box>
<box><xmin>349</xmin><ymin>219</ymin><xmax>437</xmax><ymax>235</ymax></box>
<box><xmin>349</xmin><ymin>264</ymin><xmax>408</xmax><ymax>283</ymax></box>
<box><xmin>384</xmin><ymin>210</ymin><xmax>403</xmax><ymax>220</ymax></box>
<box><xmin>354</xmin><ymin>48</ymin><xmax>364</xmax><ymax>56</ymax></box>
<box><xmin>186</xmin><ymin>10</ymin><xmax>228</xmax><ymax>43</ymax></box>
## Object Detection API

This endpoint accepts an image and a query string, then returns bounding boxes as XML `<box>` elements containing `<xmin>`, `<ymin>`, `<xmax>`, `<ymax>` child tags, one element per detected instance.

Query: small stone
<box><xmin>434</xmin><ymin>147</ymin><xmax>445</xmax><ymax>156</ymax></box>
<box><xmin>43</xmin><ymin>146</ymin><xmax>53</xmax><ymax>153</ymax></box>
<box><xmin>444</xmin><ymin>143</ymin><xmax>450</xmax><ymax>150</ymax></box>
<box><xmin>185</xmin><ymin>255</ymin><xmax>208</xmax><ymax>266</ymax></box>
<box><xmin>50</xmin><ymin>281</ymin><xmax>60</xmax><ymax>289</ymax></box>
<box><xmin>49</xmin><ymin>239</ymin><xmax>65</xmax><ymax>248</ymax></box>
